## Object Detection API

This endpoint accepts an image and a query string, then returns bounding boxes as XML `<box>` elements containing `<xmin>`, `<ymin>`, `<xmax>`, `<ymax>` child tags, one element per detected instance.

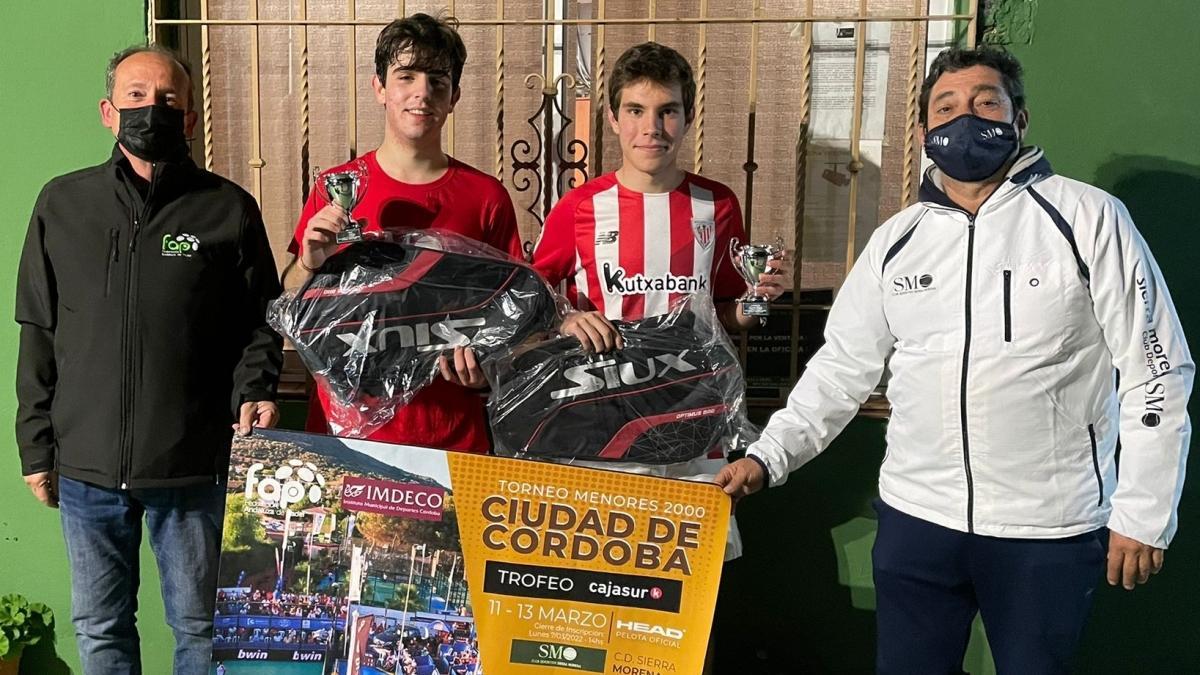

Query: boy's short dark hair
<box><xmin>375</xmin><ymin>13</ymin><xmax>467</xmax><ymax>89</ymax></box>
<box><xmin>609</xmin><ymin>42</ymin><xmax>696</xmax><ymax>122</ymax></box>
<box><xmin>919</xmin><ymin>47</ymin><xmax>1025</xmax><ymax>126</ymax></box>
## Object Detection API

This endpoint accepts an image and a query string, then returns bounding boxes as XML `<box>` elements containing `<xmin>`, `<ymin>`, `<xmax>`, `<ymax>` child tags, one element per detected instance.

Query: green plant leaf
<box><xmin>0</xmin><ymin>594</ymin><xmax>56</xmax><ymax>653</ymax></box>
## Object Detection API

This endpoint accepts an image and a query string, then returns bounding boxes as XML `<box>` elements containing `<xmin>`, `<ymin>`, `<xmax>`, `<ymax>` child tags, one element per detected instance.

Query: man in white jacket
<box><xmin>717</xmin><ymin>47</ymin><xmax>1192</xmax><ymax>674</ymax></box>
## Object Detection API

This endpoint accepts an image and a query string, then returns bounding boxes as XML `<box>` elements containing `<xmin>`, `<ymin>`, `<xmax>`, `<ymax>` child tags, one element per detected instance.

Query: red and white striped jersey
<box><xmin>532</xmin><ymin>172</ymin><xmax>748</xmax><ymax>320</ymax></box>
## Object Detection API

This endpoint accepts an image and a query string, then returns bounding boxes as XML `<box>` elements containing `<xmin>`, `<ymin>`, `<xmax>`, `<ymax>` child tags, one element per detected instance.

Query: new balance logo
<box><xmin>335</xmin><ymin>317</ymin><xmax>486</xmax><ymax>355</ymax></box>
<box><xmin>602</xmin><ymin>262</ymin><xmax>708</xmax><ymax>295</ymax></box>
<box><xmin>550</xmin><ymin>353</ymin><xmax>698</xmax><ymax>400</ymax></box>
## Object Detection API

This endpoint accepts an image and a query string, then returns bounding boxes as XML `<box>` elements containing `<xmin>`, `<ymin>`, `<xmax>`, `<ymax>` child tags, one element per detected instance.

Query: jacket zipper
<box><xmin>119</xmin><ymin>165</ymin><xmax>157</xmax><ymax>489</ymax></box>
<box><xmin>1088</xmin><ymin>424</ymin><xmax>1103</xmax><ymax>507</ymax></box>
<box><xmin>933</xmin><ymin>173</ymin><xmax>1029</xmax><ymax>534</ymax></box>
<box><xmin>105</xmin><ymin>229</ymin><xmax>120</xmax><ymax>297</ymax></box>
<box><xmin>1002</xmin><ymin>269</ymin><xmax>1012</xmax><ymax>342</ymax></box>
<box><xmin>961</xmin><ymin>217</ymin><xmax>977</xmax><ymax>532</ymax></box>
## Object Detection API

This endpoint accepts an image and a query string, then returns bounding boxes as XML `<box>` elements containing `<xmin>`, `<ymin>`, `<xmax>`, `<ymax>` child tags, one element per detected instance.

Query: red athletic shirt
<box><xmin>289</xmin><ymin>151</ymin><xmax>522</xmax><ymax>453</ymax></box>
<box><xmin>531</xmin><ymin>172</ymin><xmax>747</xmax><ymax>320</ymax></box>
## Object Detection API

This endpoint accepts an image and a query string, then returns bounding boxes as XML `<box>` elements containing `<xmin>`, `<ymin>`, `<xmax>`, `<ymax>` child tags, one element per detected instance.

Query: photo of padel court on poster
<box><xmin>210</xmin><ymin>429</ymin><xmax>730</xmax><ymax>675</ymax></box>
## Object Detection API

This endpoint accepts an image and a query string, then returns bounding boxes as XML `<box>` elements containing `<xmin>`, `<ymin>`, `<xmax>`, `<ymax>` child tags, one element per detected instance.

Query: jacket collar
<box><xmin>919</xmin><ymin>146</ymin><xmax>1053</xmax><ymax>212</ymax></box>
<box><xmin>107</xmin><ymin>142</ymin><xmax>197</xmax><ymax>180</ymax></box>
<box><xmin>107</xmin><ymin>142</ymin><xmax>198</xmax><ymax>209</ymax></box>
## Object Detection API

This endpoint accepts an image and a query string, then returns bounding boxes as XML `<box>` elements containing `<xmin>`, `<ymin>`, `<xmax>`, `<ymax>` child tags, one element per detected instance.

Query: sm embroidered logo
<box><xmin>891</xmin><ymin>273</ymin><xmax>935</xmax><ymax>295</ymax></box>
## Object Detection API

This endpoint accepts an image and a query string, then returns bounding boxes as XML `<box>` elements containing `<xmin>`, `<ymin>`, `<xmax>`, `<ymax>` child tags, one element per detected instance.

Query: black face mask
<box><xmin>115</xmin><ymin>103</ymin><xmax>189</xmax><ymax>163</ymax></box>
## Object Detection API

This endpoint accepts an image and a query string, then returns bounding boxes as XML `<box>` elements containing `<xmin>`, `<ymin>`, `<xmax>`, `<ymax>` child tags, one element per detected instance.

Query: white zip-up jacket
<box><xmin>749</xmin><ymin>148</ymin><xmax>1193</xmax><ymax>548</ymax></box>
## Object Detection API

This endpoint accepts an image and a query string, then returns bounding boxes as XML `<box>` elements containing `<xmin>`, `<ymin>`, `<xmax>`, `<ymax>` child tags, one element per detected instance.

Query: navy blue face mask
<box><xmin>923</xmin><ymin>114</ymin><xmax>1019</xmax><ymax>182</ymax></box>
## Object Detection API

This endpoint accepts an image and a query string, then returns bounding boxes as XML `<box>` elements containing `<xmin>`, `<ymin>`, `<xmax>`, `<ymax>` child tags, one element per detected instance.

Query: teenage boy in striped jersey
<box><xmin>533</xmin><ymin>42</ymin><xmax>783</xmax><ymax>351</ymax></box>
<box><xmin>530</xmin><ymin>41</ymin><xmax>785</xmax><ymax>560</ymax></box>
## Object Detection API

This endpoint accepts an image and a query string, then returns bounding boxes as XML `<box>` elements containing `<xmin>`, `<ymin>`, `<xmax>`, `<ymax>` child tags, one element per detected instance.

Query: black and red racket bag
<box><xmin>270</xmin><ymin>233</ymin><xmax>560</xmax><ymax>434</ymax></box>
<box><xmin>487</xmin><ymin>297</ymin><xmax>751</xmax><ymax>464</ymax></box>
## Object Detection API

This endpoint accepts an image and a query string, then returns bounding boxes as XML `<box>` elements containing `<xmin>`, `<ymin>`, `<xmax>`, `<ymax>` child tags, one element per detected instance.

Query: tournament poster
<box><xmin>210</xmin><ymin>429</ymin><xmax>730</xmax><ymax>675</ymax></box>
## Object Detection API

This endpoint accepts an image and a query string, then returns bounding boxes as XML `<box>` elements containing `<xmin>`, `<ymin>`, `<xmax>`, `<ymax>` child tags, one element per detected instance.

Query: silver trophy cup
<box><xmin>728</xmin><ymin>237</ymin><xmax>785</xmax><ymax>317</ymax></box>
<box><xmin>315</xmin><ymin>159</ymin><xmax>369</xmax><ymax>244</ymax></box>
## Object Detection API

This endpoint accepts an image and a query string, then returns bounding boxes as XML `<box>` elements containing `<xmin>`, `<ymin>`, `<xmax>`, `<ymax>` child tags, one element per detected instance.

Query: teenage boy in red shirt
<box><xmin>287</xmin><ymin>14</ymin><xmax>522</xmax><ymax>453</ymax></box>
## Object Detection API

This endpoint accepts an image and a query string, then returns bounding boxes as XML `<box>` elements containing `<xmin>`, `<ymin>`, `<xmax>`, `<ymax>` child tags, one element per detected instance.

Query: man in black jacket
<box><xmin>14</xmin><ymin>44</ymin><xmax>283</xmax><ymax>674</ymax></box>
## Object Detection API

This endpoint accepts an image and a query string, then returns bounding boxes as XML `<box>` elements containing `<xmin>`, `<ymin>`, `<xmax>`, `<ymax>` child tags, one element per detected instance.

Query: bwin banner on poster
<box><xmin>210</xmin><ymin>428</ymin><xmax>730</xmax><ymax>675</ymax></box>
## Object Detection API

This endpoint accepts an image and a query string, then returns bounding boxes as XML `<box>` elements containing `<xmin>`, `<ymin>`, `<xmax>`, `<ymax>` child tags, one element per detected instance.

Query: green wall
<box><xmin>1009</xmin><ymin>1</ymin><xmax>1200</xmax><ymax>671</ymax></box>
<box><xmin>2</xmin><ymin>1</ymin><xmax>1197</xmax><ymax>673</ymax></box>
<box><xmin>0</xmin><ymin>2</ymin><xmax>161</xmax><ymax>673</ymax></box>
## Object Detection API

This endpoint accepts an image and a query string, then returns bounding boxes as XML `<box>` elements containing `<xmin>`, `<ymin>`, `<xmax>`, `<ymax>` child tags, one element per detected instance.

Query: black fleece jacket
<box><xmin>15</xmin><ymin>145</ymin><xmax>283</xmax><ymax>488</ymax></box>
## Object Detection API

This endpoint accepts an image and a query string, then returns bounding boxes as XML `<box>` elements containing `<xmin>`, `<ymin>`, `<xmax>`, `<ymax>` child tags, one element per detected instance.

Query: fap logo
<box><xmin>162</xmin><ymin>233</ymin><xmax>201</xmax><ymax>257</ymax></box>
<box><xmin>245</xmin><ymin>459</ymin><xmax>326</xmax><ymax>513</ymax></box>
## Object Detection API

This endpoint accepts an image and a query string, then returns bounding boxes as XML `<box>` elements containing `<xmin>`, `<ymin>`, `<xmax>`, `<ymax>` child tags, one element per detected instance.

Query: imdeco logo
<box><xmin>340</xmin><ymin>476</ymin><xmax>445</xmax><ymax>521</ymax></box>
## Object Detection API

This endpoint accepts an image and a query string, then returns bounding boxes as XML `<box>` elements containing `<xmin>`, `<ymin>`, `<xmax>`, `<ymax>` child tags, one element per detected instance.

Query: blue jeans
<box><xmin>872</xmin><ymin>499</ymin><xmax>1107</xmax><ymax>675</ymax></box>
<box><xmin>58</xmin><ymin>476</ymin><xmax>225</xmax><ymax>675</ymax></box>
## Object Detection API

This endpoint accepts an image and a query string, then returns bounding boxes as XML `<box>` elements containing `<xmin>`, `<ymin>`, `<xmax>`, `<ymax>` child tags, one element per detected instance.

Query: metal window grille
<box><xmin>152</xmin><ymin>0</ymin><xmax>977</xmax><ymax>408</ymax></box>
